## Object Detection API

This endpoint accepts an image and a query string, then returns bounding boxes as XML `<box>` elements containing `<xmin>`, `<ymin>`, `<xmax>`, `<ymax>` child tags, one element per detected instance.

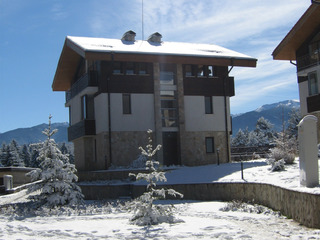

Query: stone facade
<box><xmin>180</xmin><ymin>131</ymin><xmax>228</xmax><ymax>166</ymax></box>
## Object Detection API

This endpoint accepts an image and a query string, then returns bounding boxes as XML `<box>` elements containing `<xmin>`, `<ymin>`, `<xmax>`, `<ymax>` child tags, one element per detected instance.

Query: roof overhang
<box><xmin>52</xmin><ymin>37</ymin><xmax>257</xmax><ymax>91</ymax></box>
<box><xmin>272</xmin><ymin>4</ymin><xmax>320</xmax><ymax>61</ymax></box>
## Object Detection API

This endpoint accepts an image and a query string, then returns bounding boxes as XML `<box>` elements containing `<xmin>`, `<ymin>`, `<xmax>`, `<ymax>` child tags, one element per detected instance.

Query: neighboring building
<box><xmin>272</xmin><ymin>3</ymin><xmax>320</xmax><ymax>140</ymax></box>
<box><xmin>52</xmin><ymin>31</ymin><xmax>256</xmax><ymax>171</ymax></box>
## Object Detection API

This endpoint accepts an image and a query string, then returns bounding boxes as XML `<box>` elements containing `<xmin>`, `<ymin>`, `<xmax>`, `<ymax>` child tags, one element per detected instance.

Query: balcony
<box><xmin>307</xmin><ymin>94</ymin><xmax>320</xmax><ymax>113</ymax></box>
<box><xmin>297</xmin><ymin>53</ymin><xmax>320</xmax><ymax>72</ymax></box>
<box><xmin>184</xmin><ymin>77</ymin><xmax>235</xmax><ymax>96</ymax></box>
<box><xmin>66</xmin><ymin>71</ymin><xmax>98</xmax><ymax>102</ymax></box>
<box><xmin>68</xmin><ymin>120</ymin><xmax>96</xmax><ymax>141</ymax></box>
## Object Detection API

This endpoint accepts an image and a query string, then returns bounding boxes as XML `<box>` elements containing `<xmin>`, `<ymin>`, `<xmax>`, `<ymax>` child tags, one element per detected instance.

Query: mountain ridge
<box><xmin>0</xmin><ymin>122</ymin><xmax>69</xmax><ymax>145</ymax></box>
<box><xmin>232</xmin><ymin>100</ymin><xmax>300</xmax><ymax>134</ymax></box>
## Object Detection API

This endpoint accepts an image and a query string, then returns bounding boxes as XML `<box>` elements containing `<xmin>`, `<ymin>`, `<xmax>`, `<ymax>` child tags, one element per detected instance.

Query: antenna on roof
<box><xmin>142</xmin><ymin>0</ymin><xmax>144</xmax><ymax>40</ymax></box>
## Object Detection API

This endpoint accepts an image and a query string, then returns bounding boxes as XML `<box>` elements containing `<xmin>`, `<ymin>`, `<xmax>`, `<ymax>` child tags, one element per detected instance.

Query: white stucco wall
<box><xmin>184</xmin><ymin>96</ymin><xmax>229</xmax><ymax>131</ymax></box>
<box><xmin>94</xmin><ymin>93</ymin><xmax>155</xmax><ymax>133</ymax></box>
<box><xmin>94</xmin><ymin>93</ymin><xmax>109</xmax><ymax>133</ymax></box>
<box><xmin>66</xmin><ymin>87</ymin><xmax>98</xmax><ymax>125</ymax></box>
<box><xmin>66</xmin><ymin>95</ymin><xmax>81</xmax><ymax>125</ymax></box>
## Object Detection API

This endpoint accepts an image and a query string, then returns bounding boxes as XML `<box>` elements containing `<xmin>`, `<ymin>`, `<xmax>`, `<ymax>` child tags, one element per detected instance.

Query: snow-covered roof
<box><xmin>53</xmin><ymin>35</ymin><xmax>257</xmax><ymax>91</ymax></box>
<box><xmin>67</xmin><ymin>36</ymin><xmax>254</xmax><ymax>60</ymax></box>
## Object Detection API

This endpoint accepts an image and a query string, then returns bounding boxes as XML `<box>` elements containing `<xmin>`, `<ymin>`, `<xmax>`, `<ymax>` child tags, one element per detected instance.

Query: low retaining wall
<box><xmin>80</xmin><ymin>182</ymin><xmax>320</xmax><ymax>229</ymax></box>
<box><xmin>0</xmin><ymin>167</ymin><xmax>34</xmax><ymax>187</ymax></box>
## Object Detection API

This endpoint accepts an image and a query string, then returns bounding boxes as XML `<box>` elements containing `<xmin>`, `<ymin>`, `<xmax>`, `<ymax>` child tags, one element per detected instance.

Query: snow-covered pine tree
<box><xmin>128</xmin><ymin>129</ymin><xmax>183</xmax><ymax>226</ymax></box>
<box><xmin>286</xmin><ymin>108</ymin><xmax>301</xmax><ymax>139</ymax></box>
<box><xmin>20</xmin><ymin>144</ymin><xmax>31</xmax><ymax>167</ymax></box>
<box><xmin>29</xmin><ymin>144</ymin><xmax>41</xmax><ymax>168</ymax></box>
<box><xmin>10</xmin><ymin>140</ymin><xmax>24</xmax><ymax>167</ymax></box>
<box><xmin>27</xmin><ymin>115</ymin><xmax>83</xmax><ymax>207</ymax></box>
<box><xmin>3</xmin><ymin>145</ymin><xmax>14</xmax><ymax>167</ymax></box>
<box><xmin>231</xmin><ymin>129</ymin><xmax>248</xmax><ymax>147</ymax></box>
<box><xmin>255</xmin><ymin>117</ymin><xmax>274</xmax><ymax>145</ymax></box>
<box><xmin>0</xmin><ymin>143</ymin><xmax>7</xmax><ymax>166</ymax></box>
<box><xmin>60</xmin><ymin>142</ymin><xmax>68</xmax><ymax>154</ymax></box>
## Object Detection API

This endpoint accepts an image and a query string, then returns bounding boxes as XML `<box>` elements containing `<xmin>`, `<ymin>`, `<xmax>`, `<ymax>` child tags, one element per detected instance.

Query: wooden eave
<box><xmin>272</xmin><ymin>4</ymin><xmax>320</xmax><ymax>61</ymax></box>
<box><xmin>52</xmin><ymin>39</ymin><xmax>257</xmax><ymax>92</ymax></box>
<box><xmin>52</xmin><ymin>40</ymin><xmax>83</xmax><ymax>91</ymax></box>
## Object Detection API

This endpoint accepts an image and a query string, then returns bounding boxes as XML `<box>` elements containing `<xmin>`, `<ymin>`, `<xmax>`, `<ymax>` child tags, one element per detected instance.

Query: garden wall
<box><xmin>0</xmin><ymin>167</ymin><xmax>34</xmax><ymax>187</ymax></box>
<box><xmin>80</xmin><ymin>182</ymin><xmax>320</xmax><ymax>229</ymax></box>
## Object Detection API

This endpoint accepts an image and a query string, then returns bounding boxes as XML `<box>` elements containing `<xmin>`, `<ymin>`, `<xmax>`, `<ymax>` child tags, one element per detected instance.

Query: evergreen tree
<box><xmin>27</xmin><ymin>115</ymin><xmax>83</xmax><ymax>207</ymax></box>
<box><xmin>0</xmin><ymin>143</ymin><xmax>7</xmax><ymax>166</ymax></box>
<box><xmin>247</xmin><ymin>131</ymin><xmax>259</xmax><ymax>146</ymax></box>
<box><xmin>10</xmin><ymin>140</ymin><xmax>24</xmax><ymax>167</ymax></box>
<box><xmin>286</xmin><ymin>108</ymin><xmax>301</xmax><ymax>139</ymax></box>
<box><xmin>255</xmin><ymin>117</ymin><xmax>274</xmax><ymax>144</ymax></box>
<box><xmin>3</xmin><ymin>145</ymin><xmax>14</xmax><ymax>167</ymax></box>
<box><xmin>231</xmin><ymin>129</ymin><xmax>248</xmax><ymax>147</ymax></box>
<box><xmin>21</xmin><ymin>144</ymin><xmax>31</xmax><ymax>167</ymax></box>
<box><xmin>60</xmin><ymin>143</ymin><xmax>68</xmax><ymax>154</ymax></box>
<box><xmin>128</xmin><ymin>129</ymin><xmax>183</xmax><ymax>225</ymax></box>
<box><xmin>29</xmin><ymin>144</ymin><xmax>41</xmax><ymax>168</ymax></box>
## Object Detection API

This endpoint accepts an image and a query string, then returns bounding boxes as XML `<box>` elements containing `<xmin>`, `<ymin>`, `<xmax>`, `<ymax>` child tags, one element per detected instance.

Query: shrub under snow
<box><xmin>266</xmin><ymin>158</ymin><xmax>285</xmax><ymax>172</ymax></box>
<box><xmin>128</xmin><ymin>129</ymin><xmax>183</xmax><ymax>226</ymax></box>
<box><xmin>27</xmin><ymin>115</ymin><xmax>84</xmax><ymax>207</ymax></box>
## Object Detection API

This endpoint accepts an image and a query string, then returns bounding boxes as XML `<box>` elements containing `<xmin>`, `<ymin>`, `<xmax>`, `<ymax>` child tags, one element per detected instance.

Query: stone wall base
<box><xmin>180</xmin><ymin>131</ymin><xmax>229</xmax><ymax>166</ymax></box>
<box><xmin>80</xmin><ymin>182</ymin><xmax>320</xmax><ymax>229</ymax></box>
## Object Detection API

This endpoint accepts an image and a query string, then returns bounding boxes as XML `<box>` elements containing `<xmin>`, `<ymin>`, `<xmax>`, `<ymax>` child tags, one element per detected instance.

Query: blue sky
<box><xmin>0</xmin><ymin>0</ymin><xmax>311</xmax><ymax>133</ymax></box>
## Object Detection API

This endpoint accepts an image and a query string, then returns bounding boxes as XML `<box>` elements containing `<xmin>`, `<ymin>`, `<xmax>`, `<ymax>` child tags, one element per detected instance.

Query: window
<box><xmin>138</xmin><ymin>62</ymin><xmax>148</xmax><ymax>75</ymax></box>
<box><xmin>184</xmin><ymin>64</ymin><xmax>216</xmax><ymax>78</ymax></box>
<box><xmin>197</xmin><ymin>65</ymin><xmax>205</xmax><ymax>77</ymax></box>
<box><xmin>308</xmin><ymin>72</ymin><xmax>318</xmax><ymax>96</ymax></box>
<box><xmin>125</xmin><ymin>62</ymin><xmax>135</xmax><ymax>75</ymax></box>
<box><xmin>160</xmin><ymin>90</ymin><xmax>178</xmax><ymax>127</ymax></box>
<box><xmin>81</xmin><ymin>95</ymin><xmax>87</xmax><ymax>120</ymax></box>
<box><xmin>205</xmin><ymin>96</ymin><xmax>213</xmax><ymax>114</ymax></box>
<box><xmin>185</xmin><ymin>64</ymin><xmax>195</xmax><ymax>77</ymax></box>
<box><xmin>122</xmin><ymin>94</ymin><xmax>131</xmax><ymax>114</ymax></box>
<box><xmin>208</xmin><ymin>66</ymin><xmax>215</xmax><ymax>77</ymax></box>
<box><xmin>113</xmin><ymin>62</ymin><xmax>123</xmax><ymax>74</ymax></box>
<box><xmin>160</xmin><ymin>64</ymin><xmax>176</xmax><ymax>85</ymax></box>
<box><xmin>206</xmin><ymin>137</ymin><xmax>215</xmax><ymax>153</ymax></box>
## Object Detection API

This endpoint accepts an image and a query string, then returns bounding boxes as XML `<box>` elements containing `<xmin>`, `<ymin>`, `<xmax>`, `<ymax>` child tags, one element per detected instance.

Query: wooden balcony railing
<box><xmin>297</xmin><ymin>53</ymin><xmax>320</xmax><ymax>71</ymax></box>
<box><xmin>307</xmin><ymin>94</ymin><xmax>320</xmax><ymax>113</ymax></box>
<box><xmin>66</xmin><ymin>71</ymin><xmax>98</xmax><ymax>102</ymax></box>
<box><xmin>68</xmin><ymin>119</ymin><xmax>96</xmax><ymax>141</ymax></box>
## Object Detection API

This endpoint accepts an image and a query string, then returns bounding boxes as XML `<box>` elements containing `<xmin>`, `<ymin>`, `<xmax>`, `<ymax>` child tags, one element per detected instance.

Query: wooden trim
<box><xmin>99</xmin><ymin>75</ymin><xmax>154</xmax><ymax>93</ymax></box>
<box><xmin>184</xmin><ymin>77</ymin><xmax>234</xmax><ymax>96</ymax></box>
<box><xmin>68</xmin><ymin>120</ymin><xmax>96</xmax><ymax>141</ymax></box>
<box><xmin>272</xmin><ymin>4</ymin><xmax>320</xmax><ymax>60</ymax></box>
<box><xmin>298</xmin><ymin>76</ymin><xmax>308</xmax><ymax>83</ymax></box>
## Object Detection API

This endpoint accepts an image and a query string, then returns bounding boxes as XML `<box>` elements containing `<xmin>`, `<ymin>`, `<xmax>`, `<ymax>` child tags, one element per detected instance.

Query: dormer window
<box><xmin>121</xmin><ymin>30</ymin><xmax>136</xmax><ymax>42</ymax></box>
<box><xmin>148</xmin><ymin>32</ymin><xmax>162</xmax><ymax>43</ymax></box>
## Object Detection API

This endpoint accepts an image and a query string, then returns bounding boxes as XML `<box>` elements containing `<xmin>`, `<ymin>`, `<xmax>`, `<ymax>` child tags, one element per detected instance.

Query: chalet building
<box><xmin>273</xmin><ymin>3</ymin><xmax>320</xmax><ymax>140</ymax></box>
<box><xmin>52</xmin><ymin>31</ymin><xmax>256</xmax><ymax>171</ymax></box>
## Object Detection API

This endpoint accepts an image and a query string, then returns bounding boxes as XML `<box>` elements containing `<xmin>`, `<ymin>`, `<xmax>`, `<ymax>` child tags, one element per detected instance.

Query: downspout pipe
<box><xmin>223</xmin><ymin>59</ymin><xmax>234</xmax><ymax>163</ymax></box>
<box><xmin>107</xmin><ymin>53</ymin><xmax>114</xmax><ymax>168</ymax></box>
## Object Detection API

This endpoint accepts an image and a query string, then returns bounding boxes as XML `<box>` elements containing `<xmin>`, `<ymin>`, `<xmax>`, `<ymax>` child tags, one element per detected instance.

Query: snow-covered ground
<box><xmin>162</xmin><ymin>158</ymin><xmax>320</xmax><ymax>194</ymax></box>
<box><xmin>1</xmin><ymin>158</ymin><xmax>320</xmax><ymax>239</ymax></box>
